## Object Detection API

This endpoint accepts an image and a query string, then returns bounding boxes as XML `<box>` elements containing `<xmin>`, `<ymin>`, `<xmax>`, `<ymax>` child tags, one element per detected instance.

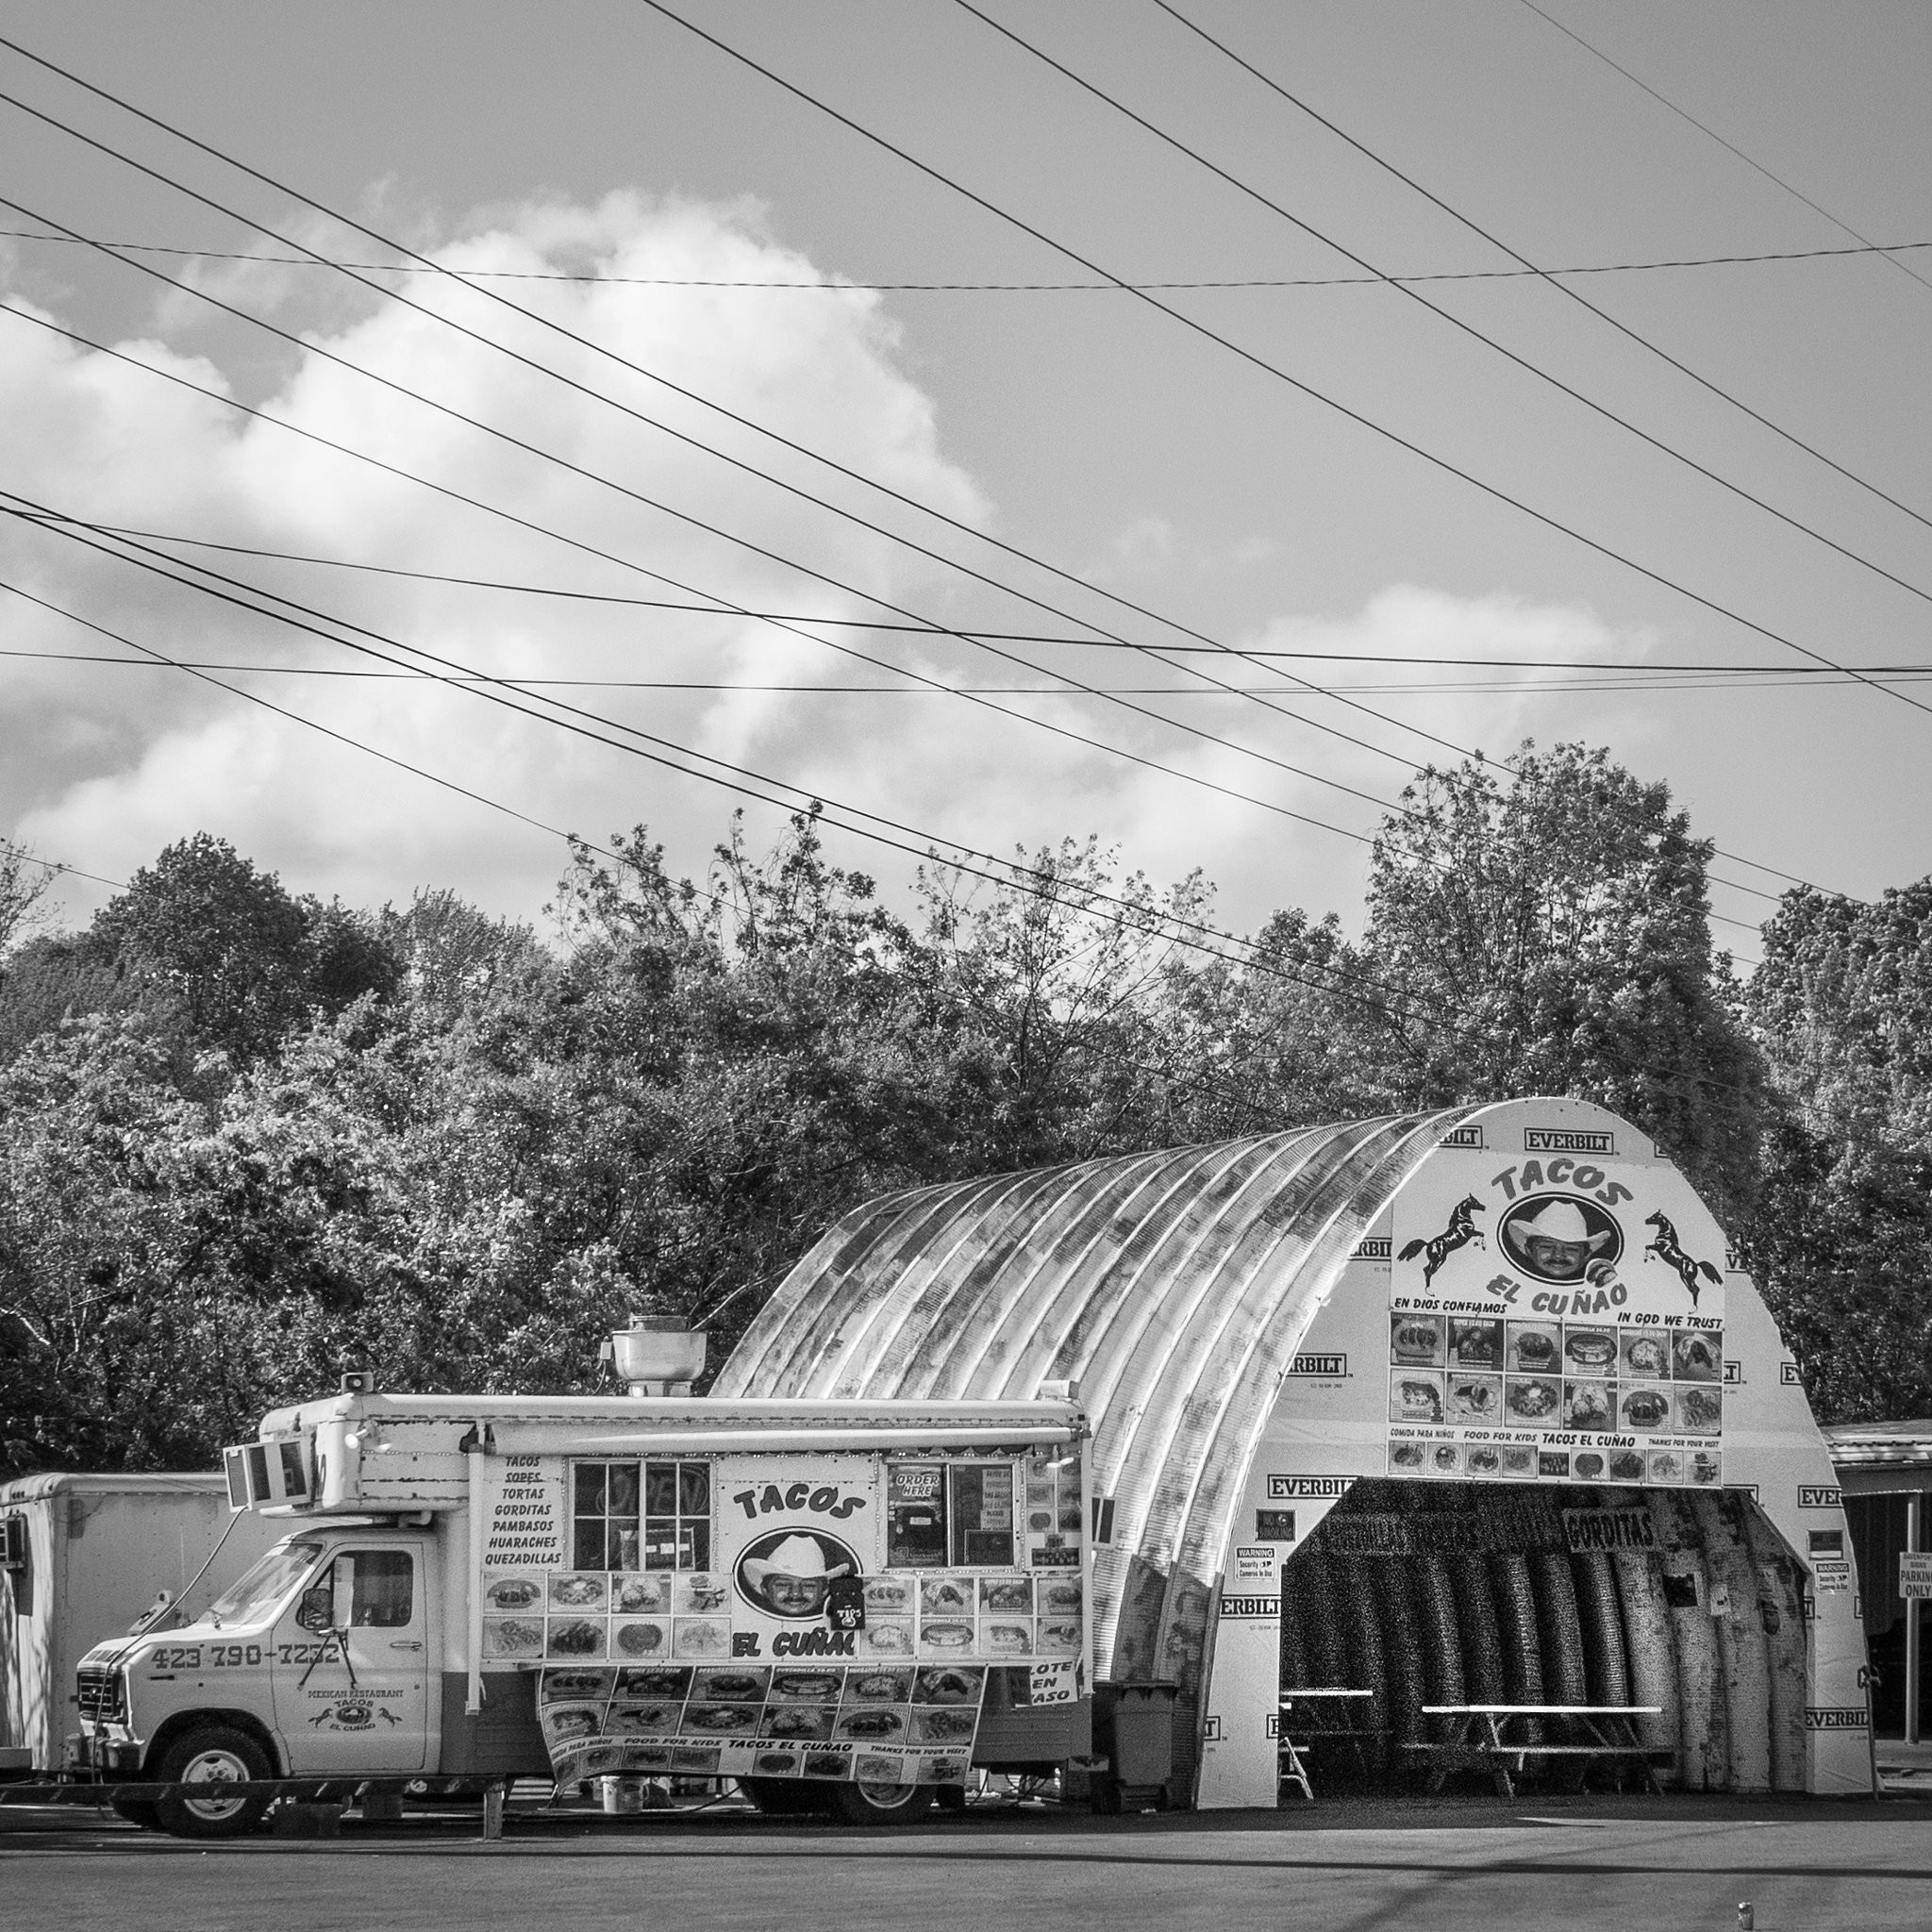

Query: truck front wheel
<box><xmin>153</xmin><ymin>1727</ymin><xmax>273</xmax><ymax>1840</ymax></box>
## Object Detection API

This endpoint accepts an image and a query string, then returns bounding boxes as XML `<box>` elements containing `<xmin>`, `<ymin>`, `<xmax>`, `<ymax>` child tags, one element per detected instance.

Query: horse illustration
<box><xmin>1644</xmin><ymin>1210</ymin><xmax>1723</xmax><ymax>1307</ymax></box>
<box><xmin>1398</xmin><ymin>1194</ymin><xmax>1486</xmax><ymax>1289</ymax></box>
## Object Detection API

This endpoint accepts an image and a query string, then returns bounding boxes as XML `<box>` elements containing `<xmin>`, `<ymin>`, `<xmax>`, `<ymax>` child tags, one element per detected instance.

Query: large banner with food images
<box><xmin>533</xmin><ymin>1659</ymin><xmax>989</xmax><ymax>1788</ymax></box>
<box><xmin>474</xmin><ymin>1444</ymin><xmax>1086</xmax><ymax>1785</ymax></box>
<box><xmin>1387</xmin><ymin>1127</ymin><xmax>1727</xmax><ymax>1488</ymax></box>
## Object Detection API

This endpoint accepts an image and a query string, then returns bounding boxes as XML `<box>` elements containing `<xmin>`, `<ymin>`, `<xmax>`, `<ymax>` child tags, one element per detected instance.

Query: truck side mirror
<box><xmin>296</xmin><ymin>1583</ymin><xmax>334</xmax><ymax>1633</ymax></box>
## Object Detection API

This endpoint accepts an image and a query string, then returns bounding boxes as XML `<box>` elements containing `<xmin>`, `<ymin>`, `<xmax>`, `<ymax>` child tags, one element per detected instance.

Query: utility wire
<box><xmin>0</xmin><ymin>837</ymin><xmax>125</xmax><ymax>892</ymax></box>
<box><xmin>966</xmin><ymin>1</ymin><xmax>1932</xmax><ymax>605</ymax></box>
<box><xmin>1</xmin><ymin>509</ymin><xmax>1457</xmax><ymax>1012</ymax></box>
<box><xmin>0</xmin><ymin>199</ymin><xmax>1407</xmax><ymax>849</ymax></box>
<box><xmin>0</xmin><ymin>489</ymin><xmax>1772</xmax><ymax>945</ymax></box>
<box><xmin>9</xmin><ymin>643</ymin><xmax>1924</xmax><ymax>697</ymax></box>
<box><xmin>9</xmin><ymin>222</ymin><xmax>1929</xmax><ymax>289</ymax></box>
<box><xmin>0</xmin><ymin>49</ymin><xmax>1830</xmax><ymax>910</ymax></box>
<box><xmin>0</xmin><ymin>284</ymin><xmax>1782</xmax><ymax>914</ymax></box>
<box><xmin>0</xmin><ymin>580</ymin><xmax>1281</xmax><ymax>1127</ymax></box>
<box><xmin>634</xmin><ymin>0</ymin><xmax>1921</xmax><ymax>875</ymax></box>
<box><xmin>0</xmin><ymin>75</ymin><xmax>1505</xmax><ymax>807</ymax></box>
<box><xmin>0</xmin><ymin>102</ymin><xmax>1824</xmax><ymax>901</ymax></box>
<box><xmin>1517</xmin><ymin>0</ymin><xmax>1932</xmax><ymax>302</ymax></box>
<box><xmin>6</xmin><ymin>524</ymin><xmax>1767</xmax><ymax>1058</ymax></box>
<box><xmin>19</xmin><ymin>519</ymin><xmax>1932</xmax><ymax>680</ymax></box>
<box><xmin>1150</xmin><ymin>0</ymin><xmax>1932</xmax><ymax>547</ymax></box>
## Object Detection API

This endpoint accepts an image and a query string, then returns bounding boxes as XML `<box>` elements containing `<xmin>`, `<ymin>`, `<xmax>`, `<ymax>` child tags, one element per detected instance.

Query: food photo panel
<box><xmin>1390</xmin><ymin>1312</ymin><xmax>1445</xmax><ymax>1367</ymax></box>
<box><xmin>1389</xmin><ymin>1370</ymin><xmax>1444</xmax><ymax>1424</ymax></box>
<box><xmin>1446</xmin><ymin>1318</ymin><xmax>1503</xmax><ymax>1370</ymax></box>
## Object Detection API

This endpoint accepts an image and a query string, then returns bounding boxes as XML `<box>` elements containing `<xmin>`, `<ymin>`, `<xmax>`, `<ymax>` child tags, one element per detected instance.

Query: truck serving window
<box><xmin>574</xmin><ymin>1460</ymin><xmax>710</xmax><ymax>1572</ymax></box>
<box><xmin>948</xmin><ymin>1463</ymin><xmax>1016</xmax><ymax>1568</ymax></box>
<box><xmin>887</xmin><ymin>1464</ymin><xmax>946</xmax><ymax>1568</ymax></box>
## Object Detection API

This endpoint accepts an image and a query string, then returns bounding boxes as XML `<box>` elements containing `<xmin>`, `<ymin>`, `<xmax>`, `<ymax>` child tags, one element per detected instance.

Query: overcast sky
<box><xmin>4</xmin><ymin>2</ymin><xmax>1930</xmax><ymax>967</ymax></box>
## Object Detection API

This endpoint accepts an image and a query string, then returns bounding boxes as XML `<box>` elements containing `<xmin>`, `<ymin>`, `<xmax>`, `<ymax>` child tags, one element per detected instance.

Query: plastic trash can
<box><xmin>1090</xmin><ymin>1680</ymin><xmax>1179</xmax><ymax>1813</ymax></box>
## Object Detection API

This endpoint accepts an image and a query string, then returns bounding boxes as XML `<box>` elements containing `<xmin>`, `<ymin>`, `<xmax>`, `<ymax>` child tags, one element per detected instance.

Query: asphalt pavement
<box><xmin>4</xmin><ymin>1791</ymin><xmax>1931</xmax><ymax>1932</ymax></box>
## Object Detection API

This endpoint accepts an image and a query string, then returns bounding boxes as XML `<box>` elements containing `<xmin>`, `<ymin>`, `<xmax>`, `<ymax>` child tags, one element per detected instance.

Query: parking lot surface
<box><xmin>5</xmin><ymin>1792</ymin><xmax>1932</xmax><ymax>1932</ymax></box>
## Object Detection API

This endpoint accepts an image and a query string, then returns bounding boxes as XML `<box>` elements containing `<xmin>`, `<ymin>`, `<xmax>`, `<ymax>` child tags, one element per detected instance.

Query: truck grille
<box><xmin>76</xmin><ymin>1668</ymin><xmax>125</xmax><ymax>1724</ymax></box>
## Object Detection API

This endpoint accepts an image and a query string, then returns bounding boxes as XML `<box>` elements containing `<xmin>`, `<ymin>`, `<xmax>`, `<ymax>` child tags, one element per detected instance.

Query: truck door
<box><xmin>272</xmin><ymin>1544</ymin><xmax>430</xmax><ymax>1774</ymax></box>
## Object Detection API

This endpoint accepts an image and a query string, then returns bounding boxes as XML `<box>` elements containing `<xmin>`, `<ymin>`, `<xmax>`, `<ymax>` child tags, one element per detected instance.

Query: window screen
<box><xmin>573</xmin><ymin>1460</ymin><xmax>710</xmax><ymax>1571</ymax></box>
<box><xmin>887</xmin><ymin>1464</ymin><xmax>947</xmax><ymax>1568</ymax></box>
<box><xmin>948</xmin><ymin>1463</ymin><xmax>1016</xmax><ymax>1568</ymax></box>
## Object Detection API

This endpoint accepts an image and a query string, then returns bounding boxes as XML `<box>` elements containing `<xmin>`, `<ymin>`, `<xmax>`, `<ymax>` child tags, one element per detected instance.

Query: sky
<box><xmin>3</xmin><ymin>1</ymin><xmax>1930</xmax><ymax>970</ymax></box>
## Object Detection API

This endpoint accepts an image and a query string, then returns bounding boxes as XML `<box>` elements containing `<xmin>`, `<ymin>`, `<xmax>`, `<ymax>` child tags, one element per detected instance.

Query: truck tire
<box><xmin>827</xmin><ymin>1777</ymin><xmax>934</xmax><ymax>1825</ymax></box>
<box><xmin>153</xmin><ymin>1727</ymin><xmax>273</xmax><ymax>1840</ymax></box>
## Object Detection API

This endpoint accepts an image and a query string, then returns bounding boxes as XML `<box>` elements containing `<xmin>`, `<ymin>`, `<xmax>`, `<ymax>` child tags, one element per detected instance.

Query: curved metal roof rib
<box><xmin>718</xmin><ymin>1108</ymin><xmax>1477</xmax><ymax>1702</ymax></box>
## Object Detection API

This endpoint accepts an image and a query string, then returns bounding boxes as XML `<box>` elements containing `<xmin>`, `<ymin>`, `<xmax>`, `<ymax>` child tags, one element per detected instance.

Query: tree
<box><xmin>1743</xmin><ymin>880</ymin><xmax>1932</xmax><ymax>1420</ymax></box>
<box><xmin>1343</xmin><ymin>742</ymin><xmax>1764</xmax><ymax>1213</ymax></box>
<box><xmin>79</xmin><ymin>834</ymin><xmax>397</xmax><ymax>1060</ymax></box>
<box><xmin>0</xmin><ymin>840</ymin><xmax>56</xmax><ymax>962</ymax></box>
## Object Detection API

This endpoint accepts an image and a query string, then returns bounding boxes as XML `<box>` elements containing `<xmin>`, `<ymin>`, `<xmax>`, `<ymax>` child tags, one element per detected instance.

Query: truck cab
<box><xmin>75</xmin><ymin>1524</ymin><xmax>442</xmax><ymax>1836</ymax></box>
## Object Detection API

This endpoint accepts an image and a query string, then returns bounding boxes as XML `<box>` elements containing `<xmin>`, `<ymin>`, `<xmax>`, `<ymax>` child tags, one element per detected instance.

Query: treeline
<box><xmin>0</xmin><ymin>742</ymin><xmax>1924</xmax><ymax>1474</ymax></box>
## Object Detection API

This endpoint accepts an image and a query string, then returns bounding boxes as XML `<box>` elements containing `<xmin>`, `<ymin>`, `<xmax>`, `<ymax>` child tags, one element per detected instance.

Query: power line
<box><xmin>0</xmin><ymin>490</ymin><xmax>1773</xmax><ymax>946</ymax></box>
<box><xmin>8</xmin><ymin>221</ymin><xmax>1930</xmax><ymax>289</ymax></box>
<box><xmin>1149</xmin><ymin>0</ymin><xmax>1932</xmax><ymax>549</ymax></box>
<box><xmin>634</xmin><ymin>0</ymin><xmax>1923</xmax><ymax>874</ymax></box>
<box><xmin>965</xmin><ymin>1</ymin><xmax>1932</xmax><ymax>606</ymax></box>
<box><xmin>0</xmin><ymin>586</ymin><xmax>1283</xmax><ymax>1127</ymax></box>
<box><xmin>0</xmin><ymin>837</ymin><xmax>125</xmax><ymax>893</ymax></box>
<box><xmin>0</xmin><ymin>275</ymin><xmax>1781</xmax><ymax>918</ymax></box>
<box><xmin>1516</xmin><ymin>0</ymin><xmax>1932</xmax><ymax>302</ymax></box>
<box><xmin>5</xmin><ymin>518</ymin><xmax>1768</xmax><ymax>1062</ymax></box>
<box><xmin>0</xmin><ymin>516</ymin><xmax>1437</xmax><ymax>1008</ymax></box>
<box><xmin>0</xmin><ymin>49</ymin><xmax>1830</xmax><ymax>914</ymax></box>
<box><xmin>10</xmin><ymin>644</ymin><xmax>1926</xmax><ymax>699</ymax></box>
<box><xmin>17</xmin><ymin>519</ymin><xmax>1932</xmax><ymax>680</ymax></box>
<box><xmin>0</xmin><ymin>75</ymin><xmax>1507</xmax><ymax>809</ymax></box>
<box><xmin>0</xmin><ymin>202</ymin><xmax>1407</xmax><ymax>850</ymax></box>
<box><xmin>0</xmin><ymin>91</ymin><xmax>1829</xmax><ymax>903</ymax></box>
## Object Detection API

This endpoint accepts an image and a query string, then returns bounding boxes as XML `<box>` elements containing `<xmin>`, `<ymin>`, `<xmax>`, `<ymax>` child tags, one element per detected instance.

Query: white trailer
<box><xmin>1</xmin><ymin>1473</ymin><xmax>287</xmax><ymax>1775</ymax></box>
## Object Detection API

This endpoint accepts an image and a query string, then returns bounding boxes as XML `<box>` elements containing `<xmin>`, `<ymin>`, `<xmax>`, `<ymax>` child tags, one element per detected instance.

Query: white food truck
<box><xmin>68</xmin><ymin>1333</ymin><xmax>1091</xmax><ymax>1837</ymax></box>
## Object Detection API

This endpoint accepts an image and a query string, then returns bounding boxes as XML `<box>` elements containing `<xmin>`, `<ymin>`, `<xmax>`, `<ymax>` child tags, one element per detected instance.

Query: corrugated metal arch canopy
<box><xmin>718</xmin><ymin>1108</ymin><xmax>1477</xmax><ymax>1691</ymax></box>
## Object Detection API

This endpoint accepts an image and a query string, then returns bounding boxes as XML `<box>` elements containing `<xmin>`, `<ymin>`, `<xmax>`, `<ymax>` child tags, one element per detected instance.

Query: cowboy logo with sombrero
<box><xmin>1499</xmin><ymin>1195</ymin><xmax>1621</xmax><ymax>1286</ymax></box>
<box><xmin>740</xmin><ymin>1533</ymin><xmax>854</xmax><ymax>1620</ymax></box>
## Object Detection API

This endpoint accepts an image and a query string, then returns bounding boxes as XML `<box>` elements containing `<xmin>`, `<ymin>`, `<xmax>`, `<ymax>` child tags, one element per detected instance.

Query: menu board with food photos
<box><xmin>1387</xmin><ymin>1139</ymin><xmax>1727</xmax><ymax>1489</ymax></box>
<box><xmin>535</xmin><ymin>1660</ymin><xmax>987</xmax><ymax>1788</ymax></box>
<box><xmin>474</xmin><ymin>1444</ymin><xmax>1087</xmax><ymax>1785</ymax></box>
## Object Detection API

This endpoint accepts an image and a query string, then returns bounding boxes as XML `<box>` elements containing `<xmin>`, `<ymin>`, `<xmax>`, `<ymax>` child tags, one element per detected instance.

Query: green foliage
<box><xmin>1742</xmin><ymin>881</ymin><xmax>1932</xmax><ymax>1421</ymax></box>
<box><xmin>0</xmin><ymin>752</ymin><xmax>1917</xmax><ymax>1468</ymax></box>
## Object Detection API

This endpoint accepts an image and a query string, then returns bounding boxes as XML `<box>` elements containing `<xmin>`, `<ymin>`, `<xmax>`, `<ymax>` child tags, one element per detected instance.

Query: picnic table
<box><xmin>1276</xmin><ymin>1687</ymin><xmax>1384</xmax><ymax>1800</ymax></box>
<box><xmin>1414</xmin><ymin>1704</ymin><xmax>1668</xmax><ymax>1797</ymax></box>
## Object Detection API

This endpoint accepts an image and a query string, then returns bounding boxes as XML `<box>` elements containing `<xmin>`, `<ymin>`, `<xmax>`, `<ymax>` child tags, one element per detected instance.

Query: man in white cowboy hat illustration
<box><xmin>741</xmin><ymin>1534</ymin><xmax>853</xmax><ymax>1619</ymax></box>
<box><xmin>1503</xmin><ymin>1198</ymin><xmax>1616</xmax><ymax>1284</ymax></box>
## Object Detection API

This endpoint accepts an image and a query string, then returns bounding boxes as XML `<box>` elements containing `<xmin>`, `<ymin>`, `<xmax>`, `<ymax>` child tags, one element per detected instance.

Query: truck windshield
<box><xmin>207</xmin><ymin>1541</ymin><xmax>324</xmax><ymax>1626</ymax></box>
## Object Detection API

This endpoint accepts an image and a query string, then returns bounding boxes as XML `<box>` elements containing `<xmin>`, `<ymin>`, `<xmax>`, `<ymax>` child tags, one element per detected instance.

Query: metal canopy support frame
<box><xmin>1907</xmin><ymin>1492</ymin><xmax>1923</xmax><ymax>1749</ymax></box>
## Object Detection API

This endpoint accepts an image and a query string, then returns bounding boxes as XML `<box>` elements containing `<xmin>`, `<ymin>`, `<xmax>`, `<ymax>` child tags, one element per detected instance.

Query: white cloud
<box><xmin>2</xmin><ymin>191</ymin><xmax>1658</xmax><ymax>944</ymax></box>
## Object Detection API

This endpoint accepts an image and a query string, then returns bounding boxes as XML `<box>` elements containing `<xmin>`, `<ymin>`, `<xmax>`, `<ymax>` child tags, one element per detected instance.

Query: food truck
<box><xmin>2</xmin><ymin>1473</ymin><xmax>288</xmax><ymax>1777</ymax></box>
<box><xmin>67</xmin><ymin>1333</ymin><xmax>1091</xmax><ymax>1838</ymax></box>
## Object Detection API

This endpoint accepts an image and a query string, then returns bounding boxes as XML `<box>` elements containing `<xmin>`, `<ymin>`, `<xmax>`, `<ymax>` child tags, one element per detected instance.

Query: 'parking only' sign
<box><xmin>1901</xmin><ymin>1553</ymin><xmax>1932</xmax><ymax>1600</ymax></box>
